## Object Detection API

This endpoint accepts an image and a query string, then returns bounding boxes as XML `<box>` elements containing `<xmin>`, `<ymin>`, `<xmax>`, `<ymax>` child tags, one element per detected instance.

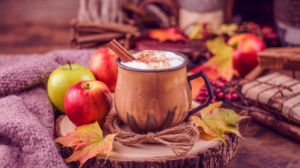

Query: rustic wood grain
<box><xmin>0</xmin><ymin>0</ymin><xmax>78</xmax><ymax>55</ymax></box>
<box><xmin>249</xmin><ymin>108</ymin><xmax>300</xmax><ymax>143</ymax></box>
<box><xmin>227</xmin><ymin>118</ymin><xmax>300</xmax><ymax>168</ymax></box>
<box><xmin>56</xmin><ymin>115</ymin><xmax>239</xmax><ymax>168</ymax></box>
<box><xmin>0</xmin><ymin>0</ymin><xmax>78</xmax><ymax>24</ymax></box>
<box><xmin>0</xmin><ymin>23</ymin><xmax>71</xmax><ymax>55</ymax></box>
<box><xmin>258</xmin><ymin>47</ymin><xmax>300</xmax><ymax>70</ymax></box>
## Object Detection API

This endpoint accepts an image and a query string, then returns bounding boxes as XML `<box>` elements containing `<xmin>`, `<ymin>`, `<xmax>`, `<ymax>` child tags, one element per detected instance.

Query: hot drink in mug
<box><xmin>114</xmin><ymin>50</ymin><xmax>213</xmax><ymax>133</ymax></box>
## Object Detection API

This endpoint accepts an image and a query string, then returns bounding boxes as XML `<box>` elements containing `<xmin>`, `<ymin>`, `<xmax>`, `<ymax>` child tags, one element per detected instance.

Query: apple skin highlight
<box><xmin>228</xmin><ymin>33</ymin><xmax>266</xmax><ymax>77</ymax></box>
<box><xmin>90</xmin><ymin>48</ymin><xmax>118</xmax><ymax>91</ymax></box>
<box><xmin>47</xmin><ymin>64</ymin><xmax>95</xmax><ymax>113</ymax></box>
<box><xmin>64</xmin><ymin>80</ymin><xmax>113</xmax><ymax>127</ymax></box>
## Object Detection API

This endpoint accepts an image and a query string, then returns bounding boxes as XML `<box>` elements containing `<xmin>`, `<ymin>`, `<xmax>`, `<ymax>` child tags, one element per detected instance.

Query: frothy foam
<box><xmin>121</xmin><ymin>50</ymin><xmax>184</xmax><ymax>69</ymax></box>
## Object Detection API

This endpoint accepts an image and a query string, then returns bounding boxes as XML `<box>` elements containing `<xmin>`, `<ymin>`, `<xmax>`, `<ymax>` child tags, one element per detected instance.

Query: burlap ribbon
<box><xmin>106</xmin><ymin>111</ymin><xmax>199</xmax><ymax>156</ymax></box>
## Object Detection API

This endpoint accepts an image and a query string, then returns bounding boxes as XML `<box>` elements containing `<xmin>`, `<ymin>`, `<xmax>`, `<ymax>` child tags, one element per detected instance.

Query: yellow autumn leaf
<box><xmin>218</xmin><ymin>24</ymin><xmax>238</xmax><ymax>36</ymax></box>
<box><xmin>205</xmin><ymin>37</ymin><xmax>234</xmax><ymax>81</ymax></box>
<box><xmin>189</xmin><ymin>37</ymin><xmax>234</xmax><ymax>99</ymax></box>
<box><xmin>192</xmin><ymin>102</ymin><xmax>249</xmax><ymax>145</ymax></box>
<box><xmin>188</xmin><ymin>23</ymin><xmax>203</xmax><ymax>39</ymax></box>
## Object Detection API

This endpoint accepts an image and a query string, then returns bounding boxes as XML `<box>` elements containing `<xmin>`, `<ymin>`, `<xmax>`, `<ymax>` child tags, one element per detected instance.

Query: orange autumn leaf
<box><xmin>198</xmin><ymin>126</ymin><xmax>215</xmax><ymax>141</ymax></box>
<box><xmin>189</xmin><ymin>65</ymin><xmax>219</xmax><ymax>99</ymax></box>
<box><xmin>149</xmin><ymin>27</ymin><xmax>188</xmax><ymax>43</ymax></box>
<box><xmin>55</xmin><ymin>121</ymin><xmax>116</xmax><ymax>168</ymax></box>
<box><xmin>192</xmin><ymin>102</ymin><xmax>249</xmax><ymax>145</ymax></box>
<box><xmin>190</xmin><ymin>37</ymin><xmax>234</xmax><ymax>99</ymax></box>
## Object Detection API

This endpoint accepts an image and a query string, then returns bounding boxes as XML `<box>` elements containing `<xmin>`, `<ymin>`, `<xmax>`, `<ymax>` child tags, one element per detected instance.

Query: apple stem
<box><xmin>86</xmin><ymin>83</ymin><xmax>89</xmax><ymax>88</ymax></box>
<box><xmin>67</xmin><ymin>61</ymin><xmax>72</xmax><ymax>70</ymax></box>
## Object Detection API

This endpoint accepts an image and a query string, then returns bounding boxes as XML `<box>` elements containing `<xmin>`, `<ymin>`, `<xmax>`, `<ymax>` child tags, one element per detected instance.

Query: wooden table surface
<box><xmin>228</xmin><ymin>119</ymin><xmax>300</xmax><ymax>167</ymax></box>
<box><xmin>0</xmin><ymin>0</ymin><xmax>78</xmax><ymax>55</ymax></box>
<box><xmin>1</xmin><ymin>1</ymin><xmax>300</xmax><ymax>167</ymax></box>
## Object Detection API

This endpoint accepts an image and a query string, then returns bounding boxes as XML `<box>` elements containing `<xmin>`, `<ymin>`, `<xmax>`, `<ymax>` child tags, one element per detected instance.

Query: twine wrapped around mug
<box><xmin>106</xmin><ymin>110</ymin><xmax>199</xmax><ymax>156</ymax></box>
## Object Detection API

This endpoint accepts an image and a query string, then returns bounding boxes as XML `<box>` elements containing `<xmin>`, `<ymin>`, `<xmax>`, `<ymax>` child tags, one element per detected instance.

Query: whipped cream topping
<box><xmin>121</xmin><ymin>50</ymin><xmax>184</xmax><ymax>69</ymax></box>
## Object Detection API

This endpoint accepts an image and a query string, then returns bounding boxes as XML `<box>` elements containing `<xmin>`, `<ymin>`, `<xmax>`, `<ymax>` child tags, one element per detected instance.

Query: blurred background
<box><xmin>0</xmin><ymin>0</ymin><xmax>78</xmax><ymax>54</ymax></box>
<box><xmin>2</xmin><ymin>1</ymin><xmax>300</xmax><ymax>167</ymax></box>
<box><xmin>0</xmin><ymin>0</ymin><xmax>280</xmax><ymax>55</ymax></box>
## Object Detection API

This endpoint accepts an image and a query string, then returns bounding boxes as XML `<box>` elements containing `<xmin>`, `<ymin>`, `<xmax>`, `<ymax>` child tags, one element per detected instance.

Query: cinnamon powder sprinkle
<box><xmin>133</xmin><ymin>50</ymin><xmax>182</xmax><ymax>69</ymax></box>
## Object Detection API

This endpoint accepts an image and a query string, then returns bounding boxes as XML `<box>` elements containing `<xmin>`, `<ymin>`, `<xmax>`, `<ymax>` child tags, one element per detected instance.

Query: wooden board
<box><xmin>56</xmin><ymin>105</ymin><xmax>239</xmax><ymax>168</ymax></box>
<box><xmin>258</xmin><ymin>47</ymin><xmax>300</xmax><ymax>70</ymax></box>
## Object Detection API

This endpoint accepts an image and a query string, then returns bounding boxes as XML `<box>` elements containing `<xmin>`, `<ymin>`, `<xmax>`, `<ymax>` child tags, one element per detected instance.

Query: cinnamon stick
<box><xmin>76</xmin><ymin>33</ymin><xmax>124</xmax><ymax>43</ymax></box>
<box><xmin>70</xmin><ymin>26</ymin><xmax>76</xmax><ymax>41</ymax></box>
<box><xmin>124</xmin><ymin>33</ymin><xmax>132</xmax><ymax>50</ymax></box>
<box><xmin>77</xmin><ymin>27</ymin><xmax>108</xmax><ymax>33</ymax></box>
<box><xmin>72</xmin><ymin>19</ymin><xmax>139</xmax><ymax>36</ymax></box>
<box><xmin>107</xmin><ymin>39</ymin><xmax>136</xmax><ymax>62</ymax></box>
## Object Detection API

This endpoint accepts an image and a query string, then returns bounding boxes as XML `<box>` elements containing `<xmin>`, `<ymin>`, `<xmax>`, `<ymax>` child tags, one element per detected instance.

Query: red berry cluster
<box><xmin>196</xmin><ymin>76</ymin><xmax>239</xmax><ymax>104</ymax></box>
<box><xmin>238</xmin><ymin>21</ymin><xmax>278</xmax><ymax>46</ymax></box>
<box><xmin>200</xmin><ymin>23</ymin><xmax>213</xmax><ymax>39</ymax></box>
<box><xmin>262</xmin><ymin>26</ymin><xmax>277</xmax><ymax>40</ymax></box>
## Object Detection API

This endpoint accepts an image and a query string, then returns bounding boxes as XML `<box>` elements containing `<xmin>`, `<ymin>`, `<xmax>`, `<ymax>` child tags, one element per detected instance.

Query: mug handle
<box><xmin>185</xmin><ymin>70</ymin><xmax>214</xmax><ymax>120</ymax></box>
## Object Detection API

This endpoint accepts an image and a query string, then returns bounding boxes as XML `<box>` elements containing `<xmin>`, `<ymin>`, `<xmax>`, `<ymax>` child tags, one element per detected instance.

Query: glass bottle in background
<box><xmin>179</xmin><ymin>0</ymin><xmax>225</xmax><ymax>35</ymax></box>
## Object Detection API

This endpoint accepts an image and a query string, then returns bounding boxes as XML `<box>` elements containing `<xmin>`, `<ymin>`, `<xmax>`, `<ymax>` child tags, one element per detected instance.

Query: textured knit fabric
<box><xmin>0</xmin><ymin>49</ymin><xmax>96</xmax><ymax>168</ymax></box>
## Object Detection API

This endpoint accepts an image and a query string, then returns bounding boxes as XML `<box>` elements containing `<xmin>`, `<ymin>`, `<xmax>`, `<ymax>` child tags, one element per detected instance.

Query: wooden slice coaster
<box><xmin>55</xmin><ymin>102</ymin><xmax>239</xmax><ymax>168</ymax></box>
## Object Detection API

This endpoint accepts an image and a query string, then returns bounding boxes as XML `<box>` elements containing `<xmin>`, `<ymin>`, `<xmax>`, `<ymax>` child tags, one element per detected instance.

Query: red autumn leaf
<box><xmin>55</xmin><ymin>121</ymin><xmax>116</xmax><ymax>168</ymax></box>
<box><xmin>149</xmin><ymin>27</ymin><xmax>188</xmax><ymax>43</ymax></box>
<box><xmin>190</xmin><ymin>37</ymin><xmax>234</xmax><ymax>99</ymax></box>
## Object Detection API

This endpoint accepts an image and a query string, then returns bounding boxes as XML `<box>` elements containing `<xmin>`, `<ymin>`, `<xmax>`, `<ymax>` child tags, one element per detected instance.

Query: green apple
<box><xmin>47</xmin><ymin>63</ymin><xmax>95</xmax><ymax>113</ymax></box>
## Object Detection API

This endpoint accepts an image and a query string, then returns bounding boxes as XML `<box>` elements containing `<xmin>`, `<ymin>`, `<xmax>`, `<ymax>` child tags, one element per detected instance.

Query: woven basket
<box><xmin>274</xmin><ymin>0</ymin><xmax>300</xmax><ymax>29</ymax></box>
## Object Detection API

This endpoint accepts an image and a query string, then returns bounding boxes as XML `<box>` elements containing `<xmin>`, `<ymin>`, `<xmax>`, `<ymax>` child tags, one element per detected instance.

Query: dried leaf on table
<box><xmin>190</xmin><ymin>37</ymin><xmax>234</xmax><ymax>99</ymax></box>
<box><xmin>192</xmin><ymin>101</ymin><xmax>249</xmax><ymax>145</ymax></box>
<box><xmin>55</xmin><ymin>121</ymin><xmax>116</xmax><ymax>168</ymax></box>
<box><xmin>149</xmin><ymin>27</ymin><xmax>188</xmax><ymax>43</ymax></box>
<box><xmin>217</xmin><ymin>24</ymin><xmax>238</xmax><ymax>36</ymax></box>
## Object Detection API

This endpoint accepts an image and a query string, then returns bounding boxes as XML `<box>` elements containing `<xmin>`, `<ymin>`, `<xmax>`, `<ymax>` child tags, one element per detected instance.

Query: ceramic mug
<box><xmin>114</xmin><ymin>50</ymin><xmax>213</xmax><ymax>133</ymax></box>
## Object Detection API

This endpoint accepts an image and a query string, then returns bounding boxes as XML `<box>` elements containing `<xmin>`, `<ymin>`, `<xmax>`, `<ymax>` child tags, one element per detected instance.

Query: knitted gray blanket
<box><xmin>0</xmin><ymin>49</ymin><xmax>96</xmax><ymax>168</ymax></box>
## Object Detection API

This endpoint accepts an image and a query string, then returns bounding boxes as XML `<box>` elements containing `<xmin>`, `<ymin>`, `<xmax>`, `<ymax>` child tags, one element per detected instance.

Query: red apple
<box><xmin>64</xmin><ymin>80</ymin><xmax>113</xmax><ymax>127</ymax></box>
<box><xmin>90</xmin><ymin>48</ymin><xmax>118</xmax><ymax>91</ymax></box>
<box><xmin>228</xmin><ymin>33</ymin><xmax>266</xmax><ymax>77</ymax></box>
